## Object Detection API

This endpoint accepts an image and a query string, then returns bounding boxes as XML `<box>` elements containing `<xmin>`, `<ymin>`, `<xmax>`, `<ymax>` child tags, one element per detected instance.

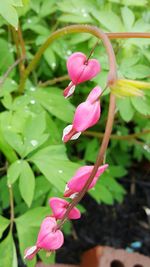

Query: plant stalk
<box><xmin>57</xmin><ymin>93</ymin><xmax>116</xmax><ymax>229</ymax></box>
<box><xmin>18</xmin><ymin>25</ymin><xmax>117</xmax><ymax>94</ymax></box>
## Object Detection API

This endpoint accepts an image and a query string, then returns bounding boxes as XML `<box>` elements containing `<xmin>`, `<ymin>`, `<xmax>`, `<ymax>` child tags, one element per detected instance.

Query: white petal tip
<box><xmin>62</xmin><ymin>124</ymin><xmax>73</xmax><ymax>141</ymax></box>
<box><xmin>70</xmin><ymin>132</ymin><xmax>81</xmax><ymax>140</ymax></box>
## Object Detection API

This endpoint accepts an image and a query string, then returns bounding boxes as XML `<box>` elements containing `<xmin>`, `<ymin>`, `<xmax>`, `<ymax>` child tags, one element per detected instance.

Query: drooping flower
<box><xmin>111</xmin><ymin>79</ymin><xmax>150</xmax><ymax>97</ymax></box>
<box><xmin>49</xmin><ymin>197</ymin><xmax>81</xmax><ymax>219</ymax></box>
<box><xmin>62</xmin><ymin>86</ymin><xmax>102</xmax><ymax>143</ymax></box>
<box><xmin>64</xmin><ymin>164</ymin><xmax>108</xmax><ymax>198</ymax></box>
<box><xmin>24</xmin><ymin>217</ymin><xmax>64</xmax><ymax>260</ymax></box>
<box><xmin>63</xmin><ymin>52</ymin><xmax>101</xmax><ymax>98</ymax></box>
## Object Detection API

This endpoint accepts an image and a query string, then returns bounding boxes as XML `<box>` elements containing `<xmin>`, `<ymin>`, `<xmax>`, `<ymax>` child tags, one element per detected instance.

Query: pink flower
<box><xmin>62</xmin><ymin>86</ymin><xmax>102</xmax><ymax>143</ymax></box>
<box><xmin>63</xmin><ymin>52</ymin><xmax>101</xmax><ymax>98</ymax></box>
<box><xmin>64</xmin><ymin>164</ymin><xmax>108</xmax><ymax>198</ymax></box>
<box><xmin>24</xmin><ymin>217</ymin><xmax>64</xmax><ymax>260</ymax></box>
<box><xmin>49</xmin><ymin>197</ymin><xmax>81</xmax><ymax>219</ymax></box>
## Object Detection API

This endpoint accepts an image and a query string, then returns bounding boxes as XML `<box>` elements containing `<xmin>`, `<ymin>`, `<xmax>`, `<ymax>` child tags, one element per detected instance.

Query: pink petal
<box><xmin>67</xmin><ymin>52</ymin><xmax>101</xmax><ymax>85</ymax></box>
<box><xmin>69</xmin><ymin>206</ymin><xmax>81</xmax><ymax>219</ymax></box>
<box><xmin>49</xmin><ymin>197</ymin><xmax>81</xmax><ymax>220</ymax></box>
<box><xmin>73</xmin><ymin>101</ymin><xmax>100</xmax><ymax>132</ymax></box>
<box><xmin>37</xmin><ymin>217</ymin><xmax>64</xmax><ymax>251</ymax></box>
<box><xmin>49</xmin><ymin>198</ymin><xmax>68</xmax><ymax>219</ymax></box>
<box><xmin>86</xmin><ymin>86</ymin><xmax>102</xmax><ymax>104</ymax></box>
<box><xmin>66</xmin><ymin>164</ymin><xmax>108</xmax><ymax>194</ymax></box>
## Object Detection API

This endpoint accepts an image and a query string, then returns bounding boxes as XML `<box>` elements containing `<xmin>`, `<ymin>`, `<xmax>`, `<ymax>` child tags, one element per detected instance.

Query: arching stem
<box><xmin>57</xmin><ymin>93</ymin><xmax>116</xmax><ymax>229</ymax></box>
<box><xmin>18</xmin><ymin>25</ymin><xmax>117</xmax><ymax>94</ymax></box>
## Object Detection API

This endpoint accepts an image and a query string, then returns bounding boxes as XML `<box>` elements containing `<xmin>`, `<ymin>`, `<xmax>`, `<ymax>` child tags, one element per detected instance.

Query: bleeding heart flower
<box><xmin>49</xmin><ymin>197</ymin><xmax>81</xmax><ymax>219</ymax></box>
<box><xmin>64</xmin><ymin>164</ymin><xmax>108</xmax><ymax>198</ymax></box>
<box><xmin>24</xmin><ymin>217</ymin><xmax>64</xmax><ymax>260</ymax></box>
<box><xmin>63</xmin><ymin>52</ymin><xmax>101</xmax><ymax>98</ymax></box>
<box><xmin>62</xmin><ymin>86</ymin><xmax>102</xmax><ymax>143</ymax></box>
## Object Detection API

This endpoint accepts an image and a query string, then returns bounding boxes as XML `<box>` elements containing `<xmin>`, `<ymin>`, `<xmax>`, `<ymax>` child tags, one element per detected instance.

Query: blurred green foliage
<box><xmin>0</xmin><ymin>0</ymin><xmax>150</xmax><ymax>266</ymax></box>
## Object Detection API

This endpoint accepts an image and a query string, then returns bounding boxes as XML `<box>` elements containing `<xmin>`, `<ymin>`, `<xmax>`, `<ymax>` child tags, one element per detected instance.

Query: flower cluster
<box><xmin>24</xmin><ymin>52</ymin><xmax>108</xmax><ymax>261</ymax></box>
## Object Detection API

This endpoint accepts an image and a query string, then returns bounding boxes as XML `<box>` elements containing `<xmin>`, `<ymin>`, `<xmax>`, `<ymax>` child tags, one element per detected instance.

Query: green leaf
<box><xmin>0</xmin><ymin>78</ymin><xmax>17</xmax><ymax>97</ymax></box>
<box><xmin>44</xmin><ymin>46</ymin><xmax>57</xmax><ymax>70</ymax></box>
<box><xmin>93</xmin><ymin>10</ymin><xmax>124</xmax><ymax>32</ymax></box>
<box><xmin>131</xmin><ymin>97</ymin><xmax>150</xmax><ymax>115</ymax></box>
<box><xmin>0</xmin><ymin>176</ymin><xmax>10</xmax><ymax>210</ymax></box>
<box><xmin>123</xmin><ymin>65</ymin><xmax>150</xmax><ymax>79</ymax></box>
<box><xmin>58</xmin><ymin>14</ymin><xmax>92</xmax><ymax>23</ymax></box>
<box><xmin>30</xmin><ymin>145</ymin><xmax>80</xmax><ymax>192</ymax></box>
<box><xmin>117</xmin><ymin>97</ymin><xmax>134</xmax><ymax>122</ymax></box>
<box><xmin>12</xmin><ymin>0</ymin><xmax>23</xmax><ymax>7</ymax></box>
<box><xmin>7</xmin><ymin>160</ymin><xmax>22</xmax><ymax>184</ymax></box>
<box><xmin>40</xmin><ymin>0</ymin><xmax>56</xmax><ymax>17</ymax></box>
<box><xmin>0</xmin><ymin>114</ymin><xmax>18</xmax><ymax>164</ymax></box>
<box><xmin>121</xmin><ymin>7</ymin><xmax>135</xmax><ymax>30</ymax></box>
<box><xmin>100</xmin><ymin>175</ymin><xmax>126</xmax><ymax>194</ymax></box>
<box><xmin>31</xmin><ymin>88</ymin><xmax>75</xmax><ymax>122</ymax></box>
<box><xmin>0</xmin><ymin>215</ymin><xmax>10</xmax><ymax>238</ymax></box>
<box><xmin>0</xmin><ymin>233</ymin><xmax>18</xmax><ymax>267</ymax></box>
<box><xmin>19</xmin><ymin>161</ymin><xmax>35</xmax><ymax>207</ymax></box>
<box><xmin>108</xmin><ymin>0</ymin><xmax>148</xmax><ymax>6</ymax></box>
<box><xmin>0</xmin><ymin>1</ymin><xmax>19</xmax><ymax>28</ymax></box>
<box><xmin>39</xmin><ymin>251</ymin><xmax>56</xmax><ymax>264</ymax></box>
<box><xmin>90</xmin><ymin>183</ymin><xmax>114</xmax><ymax>205</ymax></box>
<box><xmin>108</xmin><ymin>166</ymin><xmax>127</xmax><ymax>178</ymax></box>
<box><xmin>22</xmin><ymin>112</ymin><xmax>49</xmax><ymax>157</ymax></box>
<box><xmin>15</xmin><ymin>207</ymin><xmax>50</xmax><ymax>227</ymax></box>
<box><xmin>0</xmin><ymin>38</ymin><xmax>14</xmax><ymax>74</ymax></box>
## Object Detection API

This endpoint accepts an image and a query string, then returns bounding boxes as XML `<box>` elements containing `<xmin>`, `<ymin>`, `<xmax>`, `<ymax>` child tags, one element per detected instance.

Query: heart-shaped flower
<box><xmin>62</xmin><ymin>86</ymin><xmax>102</xmax><ymax>143</ymax></box>
<box><xmin>63</xmin><ymin>52</ymin><xmax>101</xmax><ymax>98</ymax></box>
<box><xmin>24</xmin><ymin>217</ymin><xmax>64</xmax><ymax>260</ymax></box>
<box><xmin>49</xmin><ymin>197</ymin><xmax>81</xmax><ymax>219</ymax></box>
<box><xmin>64</xmin><ymin>164</ymin><xmax>108</xmax><ymax>198</ymax></box>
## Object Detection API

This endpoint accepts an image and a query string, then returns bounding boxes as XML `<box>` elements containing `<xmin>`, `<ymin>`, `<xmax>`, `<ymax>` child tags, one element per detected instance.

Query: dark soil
<box><xmin>57</xmin><ymin>169</ymin><xmax>150</xmax><ymax>265</ymax></box>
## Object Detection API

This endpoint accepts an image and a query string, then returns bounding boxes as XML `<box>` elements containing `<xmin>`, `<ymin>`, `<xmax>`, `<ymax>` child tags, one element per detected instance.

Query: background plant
<box><xmin>0</xmin><ymin>0</ymin><xmax>150</xmax><ymax>266</ymax></box>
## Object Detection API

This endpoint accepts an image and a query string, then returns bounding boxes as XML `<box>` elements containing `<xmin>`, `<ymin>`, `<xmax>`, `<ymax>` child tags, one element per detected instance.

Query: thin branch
<box><xmin>17</xmin><ymin>24</ymin><xmax>26</xmax><ymax>74</ymax></box>
<box><xmin>84</xmin><ymin>129</ymin><xmax>150</xmax><ymax>140</ymax></box>
<box><xmin>57</xmin><ymin>93</ymin><xmax>116</xmax><ymax>229</ymax></box>
<box><xmin>0</xmin><ymin>57</ymin><xmax>25</xmax><ymax>87</ymax></box>
<box><xmin>8</xmin><ymin>184</ymin><xmax>14</xmax><ymax>232</ymax></box>
<box><xmin>39</xmin><ymin>74</ymin><xmax>70</xmax><ymax>87</ymax></box>
<box><xmin>107</xmin><ymin>32</ymin><xmax>150</xmax><ymax>39</ymax></box>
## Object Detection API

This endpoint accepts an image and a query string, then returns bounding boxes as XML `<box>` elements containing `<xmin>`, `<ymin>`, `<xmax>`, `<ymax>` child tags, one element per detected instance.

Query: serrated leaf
<box><xmin>0</xmin><ymin>215</ymin><xmax>10</xmax><ymax>238</ymax></box>
<box><xmin>19</xmin><ymin>161</ymin><xmax>35</xmax><ymax>207</ymax></box>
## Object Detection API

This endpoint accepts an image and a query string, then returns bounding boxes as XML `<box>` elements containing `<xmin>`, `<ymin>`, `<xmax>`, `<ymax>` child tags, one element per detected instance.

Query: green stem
<box><xmin>18</xmin><ymin>25</ymin><xmax>117</xmax><ymax>94</ymax></box>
